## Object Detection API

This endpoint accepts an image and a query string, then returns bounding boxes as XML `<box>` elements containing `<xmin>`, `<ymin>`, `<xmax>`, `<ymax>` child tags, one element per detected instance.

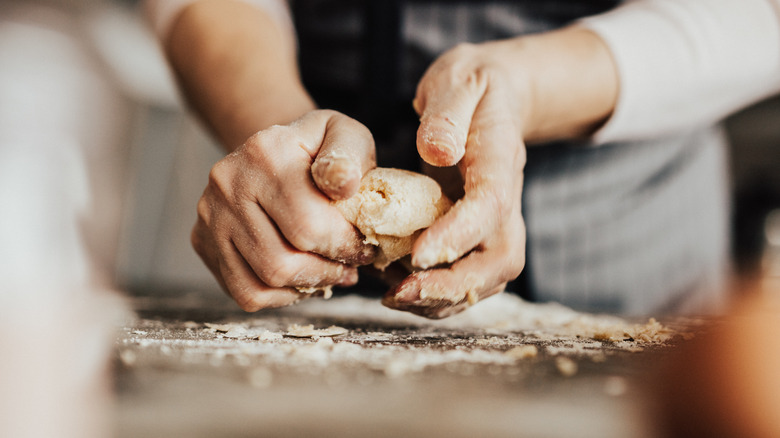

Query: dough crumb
<box><xmin>285</xmin><ymin>324</ymin><xmax>348</xmax><ymax>338</ymax></box>
<box><xmin>555</xmin><ymin>357</ymin><xmax>578</xmax><ymax>377</ymax></box>
<box><xmin>257</xmin><ymin>331</ymin><xmax>283</xmax><ymax>342</ymax></box>
<box><xmin>204</xmin><ymin>323</ymin><xmax>234</xmax><ymax>332</ymax></box>
<box><xmin>223</xmin><ymin>326</ymin><xmax>248</xmax><ymax>339</ymax></box>
<box><xmin>590</xmin><ymin>317</ymin><xmax>672</xmax><ymax>343</ymax></box>
<box><xmin>505</xmin><ymin>345</ymin><xmax>539</xmax><ymax>360</ymax></box>
<box><xmin>295</xmin><ymin>285</ymin><xmax>334</xmax><ymax>299</ymax></box>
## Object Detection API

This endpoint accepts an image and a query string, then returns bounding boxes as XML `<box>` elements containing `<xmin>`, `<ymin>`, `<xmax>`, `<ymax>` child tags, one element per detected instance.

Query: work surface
<box><xmin>114</xmin><ymin>291</ymin><xmax>695</xmax><ymax>438</ymax></box>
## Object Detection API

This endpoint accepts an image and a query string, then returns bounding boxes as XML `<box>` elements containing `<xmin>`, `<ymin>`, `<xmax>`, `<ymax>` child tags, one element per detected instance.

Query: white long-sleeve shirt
<box><xmin>580</xmin><ymin>0</ymin><xmax>780</xmax><ymax>142</ymax></box>
<box><xmin>147</xmin><ymin>0</ymin><xmax>780</xmax><ymax>143</ymax></box>
<box><xmin>146</xmin><ymin>0</ymin><xmax>776</xmax><ymax>314</ymax></box>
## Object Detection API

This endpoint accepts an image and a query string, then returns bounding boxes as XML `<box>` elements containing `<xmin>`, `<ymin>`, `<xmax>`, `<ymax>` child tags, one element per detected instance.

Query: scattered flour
<box><xmin>118</xmin><ymin>293</ymin><xmax>686</xmax><ymax>380</ymax></box>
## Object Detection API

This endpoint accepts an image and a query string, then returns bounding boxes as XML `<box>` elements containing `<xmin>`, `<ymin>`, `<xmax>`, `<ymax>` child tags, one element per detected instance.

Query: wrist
<box><xmin>225</xmin><ymin>86</ymin><xmax>316</xmax><ymax>150</ymax></box>
<box><xmin>166</xmin><ymin>0</ymin><xmax>316</xmax><ymax>150</ymax></box>
<box><xmin>477</xmin><ymin>40</ymin><xmax>535</xmax><ymax>139</ymax></box>
<box><xmin>494</xmin><ymin>27</ymin><xmax>619</xmax><ymax>144</ymax></box>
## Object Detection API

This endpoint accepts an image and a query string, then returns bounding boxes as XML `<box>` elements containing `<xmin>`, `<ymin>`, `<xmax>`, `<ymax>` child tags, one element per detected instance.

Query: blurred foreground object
<box><xmin>762</xmin><ymin>208</ymin><xmax>780</xmax><ymax>292</ymax></box>
<box><xmin>0</xmin><ymin>1</ymin><xmax>129</xmax><ymax>437</ymax></box>
<box><xmin>655</xmin><ymin>276</ymin><xmax>780</xmax><ymax>438</ymax></box>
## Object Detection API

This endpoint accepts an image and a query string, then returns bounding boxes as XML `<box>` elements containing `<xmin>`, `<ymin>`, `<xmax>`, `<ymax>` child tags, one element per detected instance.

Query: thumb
<box><xmin>309</xmin><ymin>111</ymin><xmax>376</xmax><ymax>200</ymax></box>
<box><xmin>414</xmin><ymin>63</ymin><xmax>487</xmax><ymax>167</ymax></box>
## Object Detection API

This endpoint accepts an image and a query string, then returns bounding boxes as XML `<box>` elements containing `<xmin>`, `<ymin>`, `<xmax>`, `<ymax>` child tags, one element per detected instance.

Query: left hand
<box><xmin>382</xmin><ymin>42</ymin><xmax>529</xmax><ymax>318</ymax></box>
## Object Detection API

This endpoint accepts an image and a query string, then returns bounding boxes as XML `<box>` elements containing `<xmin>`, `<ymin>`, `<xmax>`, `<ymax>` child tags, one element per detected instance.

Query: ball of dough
<box><xmin>334</xmin><ymin>167</ymin><xmax>452</xmax><ymax>269</ymax></box>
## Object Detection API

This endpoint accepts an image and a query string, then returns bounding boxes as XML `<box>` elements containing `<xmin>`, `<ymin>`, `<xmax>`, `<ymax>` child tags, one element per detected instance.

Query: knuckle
<box><xmin>455</xmin><ymin>66</ymin><xmax>489</xmax><ymax>91</ymax></box>
<box><xmin>244</xmin><ymin>126</ymin><xmax>292</xmax><ymax>169</ymax></box>
<box><xmin>207</xmin><ymin>160</ymin><xmax>236</xmax><ymax>199</ymax></box>
<box><xmin>506</xmin><ymin>252</ymin><xmax>526</xmax><ymax>280</ymax></box>
<box><xmin>323</xmin><ymin>111</ymin><xmax>373</xmax><ymax>143</ymax></box>
<box><xmin>476</xmin><ymin>188</ymin><xmax>511</xmax><ymax>222</ymax></box>
<box><xmin>497</xmin><ymin>235</ymin><xmax>527</xmax><ymax>281</ymax></box>
<box><xmin>190</xmin><ymin>227</ymin><xmax>206</xmax><ymax>256</ymax></box>
<box><xmin>448</xmin><ymin>42</ymin><xmax>478</xmax><ymax>59</ymax></box>
<box><xmin>349</xmin><ymin>120</ymin><xmax>373</xmax><ymax>143</ymax></box>
<box><xmin>234</xmin><ymin>291</ymin><xmax>263</xmax><ymax>312</ymax></box>
<box><xmin>259</xmin><ymin>256</ymin><xmax>299</xmax><ymax>288</ymax></box>
<box><xmin>314</xmin><ymin>108</ymin><xmax>339</xmax><ymax>120</ymax></box>
<box><xmin>248</xmin><ymin>124</ymin><xmax>289</xmax><ymax>146</ymax></box>
<box><xmin>285</xmin><ymin>220</ymin><xmax>322</xmax><ymax>253</ymax></box>
<box><xmin>195</xmin><ymin>196</ymin><xmax>211</xmax><ymax>222</ymax></box>
<box><xmin>442</xmin><ymin>44</ymin><xmax>489</xmax><ymax>83</ymax></box>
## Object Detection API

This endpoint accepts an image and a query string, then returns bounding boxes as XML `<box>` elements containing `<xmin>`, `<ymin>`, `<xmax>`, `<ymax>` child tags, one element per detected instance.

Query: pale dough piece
<box><xmin>285</xmin><ymin>324</ymin><xmax>348</xmax><ymax>338</ymax></box>
<box><xmin>295</xmin><ymin>285</ymin><xmax>333</xmax><ymax>299</ymax></box>
<box><xmin>555</xmin><ymin>357</ymin><xmax>578</xmax><ymax>377</ymax></box>
<box><xmin>334</xmin><ymin>168</ymin><xmax>452</xmax><ymax>269</ymax></box>
<box><xmin>505</xmin><ymin>345</ymin><xmax>539</xmax><ymax>360</ymax></box>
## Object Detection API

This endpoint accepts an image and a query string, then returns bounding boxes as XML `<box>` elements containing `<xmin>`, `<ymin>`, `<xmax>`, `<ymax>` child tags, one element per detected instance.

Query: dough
<box><xmin>295</xmin><ymin>285</ymin><xmax>333</xmax><ymax>299</ymax></box>
<box><xmin>334</xmin><ymin>168</ymin><xmax>452</xmax><ymax>269</ymax></box>
<box><xmin>285</xmin><ymin>324</ymin><xmax>348</xmax><ymax>338</ymax></box>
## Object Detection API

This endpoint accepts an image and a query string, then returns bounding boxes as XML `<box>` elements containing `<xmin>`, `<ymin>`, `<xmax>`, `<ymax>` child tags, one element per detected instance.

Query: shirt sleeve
<box><xmin>578</xmin><ymin>0</ymin><xmax>780</xmax><ymax>143</ymax></box>
<box><xmin>143</xmin><ymin>0</ymin><xmax>293</xmax><ymax>42</ymax></box>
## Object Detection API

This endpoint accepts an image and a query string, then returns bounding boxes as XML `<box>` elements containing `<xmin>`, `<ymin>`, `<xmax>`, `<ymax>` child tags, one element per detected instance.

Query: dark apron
<box><xmin>290</xmin><ymin>1</ymin><xmax>729</xmax><ymax>316</ymax></box>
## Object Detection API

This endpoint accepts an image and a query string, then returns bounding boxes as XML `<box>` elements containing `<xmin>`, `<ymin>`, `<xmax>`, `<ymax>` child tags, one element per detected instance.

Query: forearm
<box><xmin>475</xmin><ymin>26</ymin><xmax>618</xmax><ymax>145</ymax></box>
<box><xmin>503</xmin><ymin>0</ymin><xmax>780</xmax><ymax>145</ymax></box>
<box><xmin>164</xmin><ymin>0</ymin><xmax>315</xmax><ymax>150</ymax></box>
<box><xmin>511</xmin><ymin>26</ymin><xmax>619</xmax><ymax>144</ymax></box>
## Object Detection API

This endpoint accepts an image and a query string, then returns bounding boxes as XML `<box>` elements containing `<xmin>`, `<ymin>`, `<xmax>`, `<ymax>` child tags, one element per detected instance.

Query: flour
<box><xmin>117</xmin><ymin>293</ymin><xmax>686</xmax><ymax>381</ymax></box>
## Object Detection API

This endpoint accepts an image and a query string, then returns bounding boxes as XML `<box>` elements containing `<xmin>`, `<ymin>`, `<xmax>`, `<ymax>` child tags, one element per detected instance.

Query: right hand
<box><xmin>192</xmin><ymin>110</ymin><xmax>377</xmax><ymax>311</ymax></box>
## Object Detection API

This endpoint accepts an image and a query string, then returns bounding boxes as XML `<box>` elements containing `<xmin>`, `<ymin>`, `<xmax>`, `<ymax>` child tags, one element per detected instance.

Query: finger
<box><xmin>412</xmin><ymin>191</ymin><xmax>503</xmax><ymax>269</ymax></box>
<box><xmin>414</xmin><ymin>46</ymin><xmax>488</xmax><ymax>167</ymax></box>
<box><xmin>269</xmin><ymin>178</ymin><xmax>376</xmax><ymax>265</ymax></box>
<box><xmin>384</xmin><ymin>274</ymin><xmax>505</xmax><ymax>319</ymax></box>
<box><xmin>233</xmin><ymin>121</ymin><xmax>376</xmax><ymax>265</ymax></box>
<box><xmin>217</xmin><ymin>239</ymin><xmax>306</xmax><ymax>312</ymax></box>
<box><xmin>310</xmin><ymin>112</ymin><xmax>377</xmax><ymax>200</ymax></box>
<box><xmin>405</xmin><ymin>285</ymin><xmax>505</xmax><ymax>320</ymax></box>
<box><xmin>385</xmin><ymin>226</ymin><xmax>525</xmax><ymax>319</ymax></box>
<box><xmin>413</xmin><ymin>88</ymin><xmax>525</xmax><ymax>269</ymax></box>
<box><xmin>192</xmin><ymin>210</ymin><xmax>309</xmax><ymax>311</ymax></box>
<box><xmin>230</xmin><ymin>198</ymin><xmax>359</xmax><ymax>288</ymax></box>
<box><xmin>192</xmin><ymin>182</ymin><xmax>357</xmax><ymax>309</ymax></box>
<box><xmin>191</xmin><ymin>216</ymin><xmax>227</xmax><ymax>289</ymax></box>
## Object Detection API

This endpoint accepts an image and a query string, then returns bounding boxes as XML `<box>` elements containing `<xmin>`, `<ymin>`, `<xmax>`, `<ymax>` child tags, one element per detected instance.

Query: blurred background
<box><xmin>2</xmin><ymin>0</ymin><xmax>777</xmax><ymax>299</ymax></box>
<box><xmin>0</xmin><ymin>0</ymin><xmax>779</xmax><ymax>436</ymax></box>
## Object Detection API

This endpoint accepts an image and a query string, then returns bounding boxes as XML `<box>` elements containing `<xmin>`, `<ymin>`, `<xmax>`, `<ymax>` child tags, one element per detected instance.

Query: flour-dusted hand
<box><xmin>158</xmin><ymin>0</ymin><xmax>619</xmax><ymax>316</ymax></box>
<box><xmin>192</xmin><ymin>110</ymin><xmax>377</xmax><ymax>311</ymax></box>
<box><xmin>381</xmin><ymin>42</ymin><xmax>527</xmax><ymax>319</ymax></box>
<box><xmin>383</xmin><ymin>28</ymin><xmax>619</xmax><ymax>318</ymax></box>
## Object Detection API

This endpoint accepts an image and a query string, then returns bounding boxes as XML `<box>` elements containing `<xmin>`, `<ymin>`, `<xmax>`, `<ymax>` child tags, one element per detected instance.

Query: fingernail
<box><xmin>430</xmin><ymin>140</ymin><xmax>458</xmax><ymax>161</ymax></box>
<box><xmin>313</xmin><ymin>155</ymin><xmax>360</xmax><ymax>199</ymax></box>
<box><xmin>393</xmin><ymin>283</ymin><xmax>420</xmax><ymax>303</ymax></box>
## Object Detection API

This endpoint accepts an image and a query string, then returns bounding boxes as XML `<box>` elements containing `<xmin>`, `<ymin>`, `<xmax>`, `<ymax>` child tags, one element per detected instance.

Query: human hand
<box><xmin>192</xmin><ymin>110</ymin><xmax>377</xmax><ymax>311</ymax></box>
<box><xmin>382</xmin><ymin>42</ymin><xmax>529</xmax><ymax>319</ymax></box>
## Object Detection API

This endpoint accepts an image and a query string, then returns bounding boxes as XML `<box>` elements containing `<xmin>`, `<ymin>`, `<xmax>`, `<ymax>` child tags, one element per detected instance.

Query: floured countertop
<box><xmin>115</xmin><ymin>291</ymin><xmax>700</xmax><ymax>438</ymax></box>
